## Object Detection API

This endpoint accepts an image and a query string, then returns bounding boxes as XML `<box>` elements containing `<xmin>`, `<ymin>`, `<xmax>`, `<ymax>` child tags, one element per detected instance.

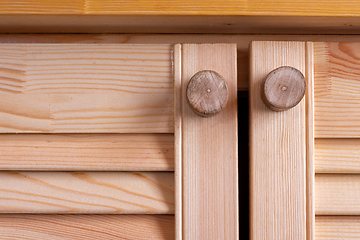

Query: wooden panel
<box><xmin>315</xmin><ymin>138</ymin><xmax>360</xmax><ymax>173</ymax></box>
<box><xmin>314</xmin><ymin>42</ymin><xmax>360</xmax><ymax>138</ymax></box>
<box><xmin>0</xmin><ymin>44</ymin><xmax>172</xmax><ymax>94</ymax></box>
<box><xmin>0</xmin><ymin>133</ymin><xmax>173</xmax><ymax>171</ymax></box>
<box><xmin>0</xmin><ymin>172</ymin><xmax>174</xmax><ymax>214</ymax></box>
<box><xmin>0</xmin><ymin>214</ymin><xmax>174</xmax><ymax>240</ymax></box>
<box><xmin>250</xmin><ymin>41</ymin><xmax>307</xmax><ymax>239</ymax></box>
<box><xmin>1</xmin><ymin>1</ymin><xmax>360</xmax><ymax>16</ymax></box>
<box><xmin>315</xmin><ymin>174</ymin><xmax>360</xmax><ymax>215</ymax></box>
<box><xmin>316</xmin><ymin>216</ymin><xmax>360</xmax><ymax>240</ymax></box>
<box><xmin>173</xmin><ymin>44</ymin><xmax>182</xmax><ymax>240</ymax></box>
<box><xmin>2</xmin><ymin>34</ymin><xmax>360</xmax><ymax>90</ymax></box>
<box><xmin>306</xmin><ymin>42</ymin><xmax>315</xmax><ymax>240</ymax></box>
<box><xmin>0</xmin><ymin>44</ymin><xmax>173</xmax><ymax>133</ymax></box>
<box><xmin>0</xmin><ymin>93</ymin><xmax>173</xmax><ymax>133</ymax></box>
<box><xmin>175</xmin><ymin>44</ymin><xmax>238</xmax><ymax>239</ymax></box>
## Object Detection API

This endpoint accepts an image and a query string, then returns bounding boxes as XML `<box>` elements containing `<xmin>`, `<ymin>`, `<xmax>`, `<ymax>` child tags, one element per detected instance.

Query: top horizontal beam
<box><xmin>1</xmin><ymin>0</ymin><xmax>360</xmax><ymax>17</ymax></box>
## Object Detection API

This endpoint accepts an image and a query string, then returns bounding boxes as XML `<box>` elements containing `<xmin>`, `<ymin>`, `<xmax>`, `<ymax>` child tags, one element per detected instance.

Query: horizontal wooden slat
<box><xmin>0</xmin><ymin>172</ymin><xmax>174</xmax><ymax>214</ymax></box>
<box><xmin>315</xmin><ymin>138</ymin><xmax>360</xmax><ymax>173</ymax></box>
<box><xmin>315</xmin><ymin>174</ymin><xmax>360</xmax><ymax>215</ymax></box>
<box><xmin>0</xmin><ymin>44</ymin><xmax>173</xmax><ymax>133</ymax></box>
<box><xmin>0</xmin><ymin>93</ymin><xmax>173</xmax><ymax>133</ymax></box>
<box><xmin>316</xmin><ymin>216</ymin><xmax>360</xmax><ymax>240</ymax></box>
<box><xmin>314</xmin><ymin>42</ymin><xmax>360</xmax><ymax>138</ymax></box>
<box><xmin>2</xmin><ymin>34</ymin><xmax>360</xmax><ymax>90</ymax></box>
<box><xmin>0</xmin><ymin>44</ymin><xmax>172</xmax><ymax>94</ymax></box>
<box><xmin>0</xmin><ymin>214</ymin><xmax>174</xmax><ymax>240</ymax></box>
<box><xmin>0</xmin><ymin>133</ymin><xmax>173</xmax><ymax>171</ymax></box>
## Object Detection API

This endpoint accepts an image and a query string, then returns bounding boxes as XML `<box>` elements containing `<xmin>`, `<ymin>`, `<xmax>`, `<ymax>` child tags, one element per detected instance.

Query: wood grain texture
<box><xmin>306</xmin><ymin>42</ymin><xmax>315</xmax><ymax>240</ymax></box>
<box><xmin>1</xmin><ymin>0</ymin><xmax>360</xmax><ymax>16</ymax></box>
<box><xmin>177</xmin><ymin>44</ymin><xmax>238</xmax><ymax>239</ymax></box>
<box><xmin>0</xmin><ymin>44</ymin><xmax>172</xmax><ymax>94</ymax></box>
<box><xmin>0</xmin><ymin>44</ymin><xmax>173</xmax><ymax>133</ymax></box>
<box><xmin>315</xmin><ymin>174</ymin><xmax>360</xmax><ymax>215</ymax></box>
<box><xmin>314</xmin><ymin>42</ymin><xmax>360</xmax><ymax>138</ymax></box>
<box><xmin>262</xmin><ymin>66</ymin><xmax>306</xmax><ymax>111</ymax></box>
<box><xmin>173</xmin><ymin>44</ymin><xmax>182</xmax><ymax>240</ymax></box>
<box><xmin>0</xmin><ymin>172</ymin><xmax>174</xmax><ymax>214</ymax></box>
<box><xmin>250</xmin><ymin>41</ymin><xmax>306</xmax><ymax>239</ymax></box>
<box><xmin>2</xmin><ymin>34</ymin><xmax>360</xmax><ymax>90</ymax></box>
<box><xmin>0</xmin><ymin>133</ymin><xmax>173</xmax><ymax>171</ymax></box>
<box><xmin>316</xmin><ymin>216</ymin><xmax>360</xmax><ymax>240</ymax></box>
<box><xmin>315</xmin><ymin>138</ymin><xmax>360</xmax><ymax>173</ymax></box>
<box><xmin>186</xmin><ymin>70</ymin><xmax>228</xmax><ymax>117</ymax></box>
<box><xmin>3</xmin><ymin>16</ymin><xmax>360</xmax><ymax>35</ymax></box>
<box><xmin>0</xmin><ymin>93</ymin><xmax>173</xmax><ymax>133</ymax></box>
<box><xmin>0</xmin><ymin>214</ymin><xmax>174</xmax><ymax>240</ymax></box>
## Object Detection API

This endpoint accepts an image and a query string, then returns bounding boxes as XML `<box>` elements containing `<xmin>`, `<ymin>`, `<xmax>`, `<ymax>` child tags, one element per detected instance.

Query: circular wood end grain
<box><xmin>186</xmin><ymin>70</ymin><xmax>229</xmax><ymax>117</ymax></box>
<box><xmin>262</xmin><ymin>66</ymin><xmax>306</xmax><ymax>111</ymax></box>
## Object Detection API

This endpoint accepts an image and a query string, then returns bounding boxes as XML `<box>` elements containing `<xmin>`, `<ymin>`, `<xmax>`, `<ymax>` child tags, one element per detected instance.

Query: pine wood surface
<box><xmin>314</xmin><ymin>42</ymin><xmax>360</xmax><ymax>138</ymax></box>
<box><xmin>250</xmin><ymin>41</ymin><xmax>307</xmax><ymax>239</ymax></box>
<box><xmin>0</xmin><ymin>44</ymin><xmax>173</xmax><ymax>133</ymax></box>
<box><xmin>0</xmin><ymin>34</ymin><xmax>359</xmax><ymax>91</ymax></box>
<box><xmin>315</xmin><ymin>138</ymin><xmax>360</xmax><ymax>173</ymax></box>
<box><xmin>0</xmin><ymin>133</ymin><xmax>173</xmax><ymax>171</ymax></box>
<box><xmin>0</xmin><ymin>214</ymin><xmax>174</xmax><ymax>240</ymax></box>
<box><xmin>0</xmin><ymin>0</ymin><xmax>359</xmax><ymax>16</ymax></box>
<box><xmin>316</xmin><ymin>216</ymin><xmax>360</xmax><ymax>240</ymax></box>
<box><xmin>176</xmin><ymin>44</ymin><xmax>238</xmax><ymax>239</ymax></box>
<box><xmin>0</xmin><ymin>172</ymin><xmax>174</xmax><ymax>214</ymax></box>
<box><xmin>2</xmin><ymin>34</ymin><xmax>360</xmax><ymax>90</ymax></box>
<box><xmin>306</xmin><ymin>42</ymin><xmax>315</xmax><ymax>240</ymax></box>
<box><xmin>315</xmin><ymin>174</ymin><xmax>360</xmax><ymax>215</ymax></box>
<box><xmin>173</xmin><ymin>44</ymin><xmax>182</xmax><ymax>240</ymax></box>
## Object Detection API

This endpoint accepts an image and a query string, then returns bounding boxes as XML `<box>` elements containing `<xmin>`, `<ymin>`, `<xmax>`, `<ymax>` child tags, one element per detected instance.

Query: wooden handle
<box><xmin>262</xmin><ymin>66</ymin><xmax>306</xmax><ymax>111</ymax></box>
<box><xmin>186</xmin><ymin>70</ymin><xmax>229</xmax><ymax>117</ymax></box>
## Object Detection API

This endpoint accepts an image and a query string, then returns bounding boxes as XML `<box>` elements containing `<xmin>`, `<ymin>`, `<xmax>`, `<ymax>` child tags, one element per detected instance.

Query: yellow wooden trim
<box><xmin>1</xmin><ymin>1</ymin><xmax>360</xmax><ymax>16</ymax></box>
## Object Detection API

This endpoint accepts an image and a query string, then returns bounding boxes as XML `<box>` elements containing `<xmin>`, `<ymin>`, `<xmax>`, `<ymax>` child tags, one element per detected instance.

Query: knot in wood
<box><xmin>262</xmin><ymin>66</ymin><xmax>306</xmax><ymax>111</ymax></box>
<box><xmin>186</xmin><ymin>70</ymin><xmax>229</xmax><ymax>117</ymax></box>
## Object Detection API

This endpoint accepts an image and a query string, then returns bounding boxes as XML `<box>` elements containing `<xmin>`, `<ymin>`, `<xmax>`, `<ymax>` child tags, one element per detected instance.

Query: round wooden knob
<box><xmin>262</xmin><ymin>66</ymin><xmax>306</xmax><ymax>111</ymax></box>
<box><xmin>186</xmin><ymin>70</ymin><xmax>229</xmax><ymax>117</ymax></box>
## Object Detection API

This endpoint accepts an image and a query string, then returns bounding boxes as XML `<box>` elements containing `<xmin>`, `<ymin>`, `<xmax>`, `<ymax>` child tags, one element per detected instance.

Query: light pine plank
<box><xmin>0</xmin><ymin>133</ymin><xmax>173</xmax><ymax>171</ymax></box>
<box><xmin>315</xmin><ymin>174</ymin><xmax>360</xmax><ymax>215</ymax></box>
<box><xmin>0</xmin><ymin>44</ymin><xmax>172</xmax><ymax>94</ymax></box>
<box><xmin>0</xmin><ymin>93</ymin><xmax>173</xmax><ymax>133</ymax></box>
<box><xmin>177</xmin><ymin>44</ymin><xmax>238</xmax><ymax>239</ymax></box>
<box><xmin>316</xmin><ymin>216</ymin><xmax>360</xmax><ymax>240</ymax></box>
<box><xmin>0</xmin><ymin>214</ymin><xmax>174</xmax><ymax>240</ymax></box>
<box><xmin>250</xmin><ymin>41</ymin><xmax>306</xmax><ymax>239</ymax></box>
<box><xmin>173</xmin><ymin>44</ymin><xmax>182</xmax><ymax>240</ymax></box>
<box><xmin>315</xmin><ymin>138</ymin><xmax>360</xmax><ymax>173</ymax></box>
<box><xmin>0</xmin><ymin>172</ymin><xmax>174</xmax><ymax>214</ymax></box>
<box><xmin>2</xmin><ymin>34</ymin><xmax>360</xmax><ymax>90</ymax></box>
<box><xmin>306</xmin><ymin>42</ymin><xmax>315</xmax><ymax>240</ymax></box>
<box><xmin>0</xmin><ymin>43</ymin><xmax>173</xmax><ymax>133</ymax></box>
<box><xmin>314</xmin><ymin>42</ymin><xmax>360</xmax><ymax>138</ymax></box>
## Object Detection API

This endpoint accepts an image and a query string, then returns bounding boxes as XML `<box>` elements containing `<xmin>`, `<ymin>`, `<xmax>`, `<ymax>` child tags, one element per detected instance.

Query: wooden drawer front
<box><xmin>0</xmin><ymin>42</ymin><xmax>238</xmax><ymax>239</ymax></box>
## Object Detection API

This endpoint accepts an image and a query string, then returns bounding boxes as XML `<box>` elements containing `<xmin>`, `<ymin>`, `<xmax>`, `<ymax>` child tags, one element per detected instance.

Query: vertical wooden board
<box><xmin>176</xmin><ymin>44</ymin><xmax>238</xmax><ymax>239</ymax></box>
<box><xmin>174</xmin><ymin>44</ymin><xmax>182</xmax><ymax>240</ymax></box>
<box><xmin>250</xmin><ymin>41</ymin><xmax>307</xmax><ymax>239</ymax></box>
<box><xmin>306</xmin><ymin>42</ymin><xmax>315</xmax><ymax>240</ymax></box>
